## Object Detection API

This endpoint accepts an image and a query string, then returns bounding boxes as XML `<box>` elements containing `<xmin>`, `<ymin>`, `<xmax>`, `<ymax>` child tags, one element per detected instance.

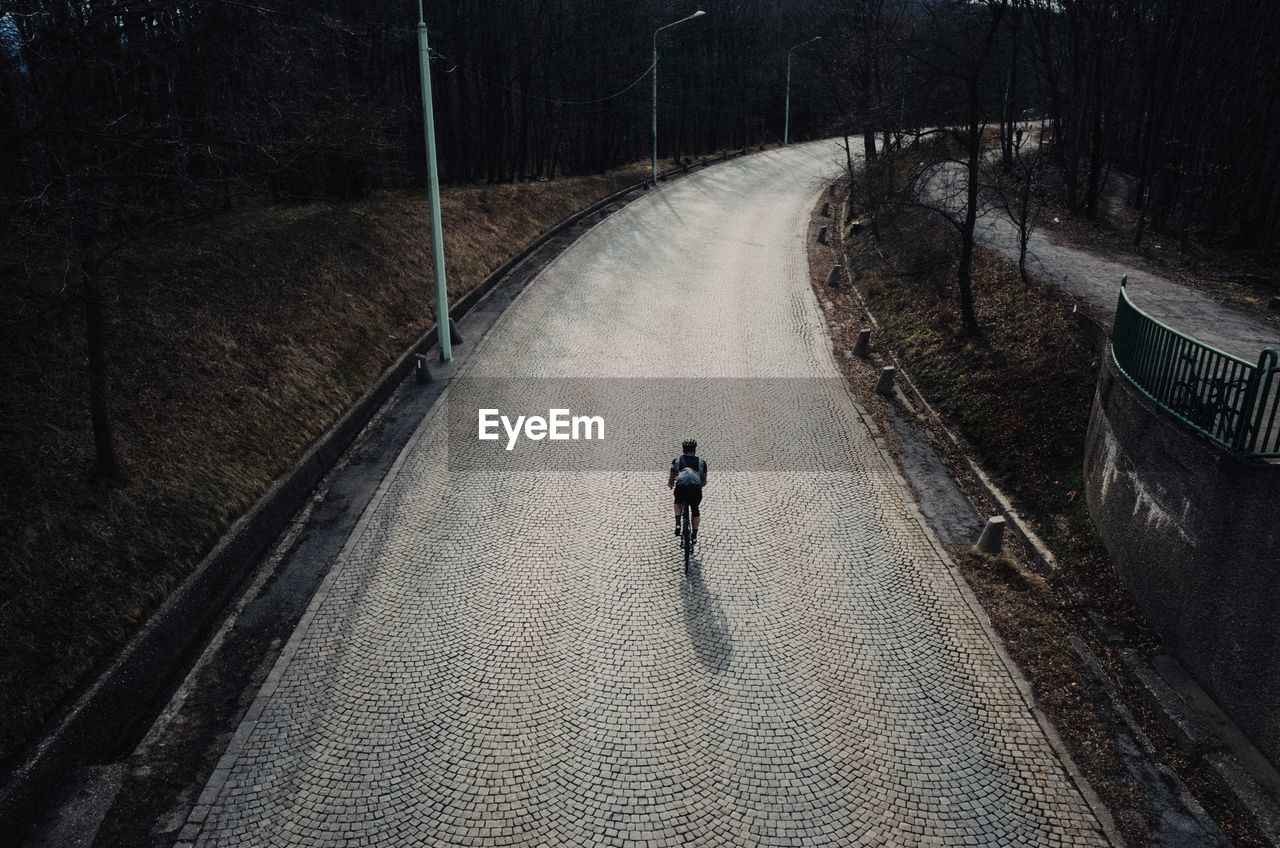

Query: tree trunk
<box><xmin>1002</xmin><ymin>4</ymin><xmax>1020</xmax><ymax>172</ymax></box>
<box><xmin>1018</xmin><ymin>179</ymin><xmax>1032</xmax><ymax>284</ymax></box>
<box><xmin>841</xmin><ymin>125</ymin><xmax>857</xmax><ymax>223</ymax></box>
<box><xmin>958</xmin><ymin>103</ymin><xmax>982</xmax><ymax>336</ymax></box>
<box><xmin>81</xmin><ymin>255</ymin><xmax>124</xmax><ymax>483</ymax></box>
<box><xmin>1085</xmin><ymin>88</ymin><xmax>1105</xmax><ymax>220</ymax></box>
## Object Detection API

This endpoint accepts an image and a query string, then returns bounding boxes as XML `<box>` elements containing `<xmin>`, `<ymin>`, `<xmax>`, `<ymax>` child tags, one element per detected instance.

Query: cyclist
<box><xmin>668</xmin><ymin>439</ymin><xmax>708</xmax><ymax>543</ymax></box>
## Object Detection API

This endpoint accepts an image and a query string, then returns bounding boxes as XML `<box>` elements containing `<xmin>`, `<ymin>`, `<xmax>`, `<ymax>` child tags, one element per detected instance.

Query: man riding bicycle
<box><xmin>668</xmin><ymin>439</ymin><xmax>708</xmax><ymax>543</ymax></box>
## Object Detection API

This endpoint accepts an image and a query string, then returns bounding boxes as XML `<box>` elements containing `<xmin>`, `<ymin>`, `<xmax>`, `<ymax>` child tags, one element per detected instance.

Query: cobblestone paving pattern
<box><xmin>185</xmin><ymin>142</ymin><xmax>1112</xmax><ymax>847</ymax></box>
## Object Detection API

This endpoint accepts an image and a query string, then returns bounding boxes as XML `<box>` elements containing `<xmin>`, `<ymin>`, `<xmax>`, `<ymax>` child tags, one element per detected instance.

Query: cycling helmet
<box><xmin>682</xmin><ymin>439</ymin><xmax>697</xmax><ymax>453</ymax></box>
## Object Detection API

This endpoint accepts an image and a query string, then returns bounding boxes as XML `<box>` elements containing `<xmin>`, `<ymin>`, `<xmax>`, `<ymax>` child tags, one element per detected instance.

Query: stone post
<box><xmin>977</xmin><ymin>516</ymin><xmax>1007</xmax><ymax>554</ymax></box>
<box><xmin>874</xmin><ymin>366</ymin><xmax>896</xmax><ymax>395</ymax></box>
<box><xmin>852</xmin><ymin>328</ymin><xmax>871</xmax><ymax>358</ymax></box>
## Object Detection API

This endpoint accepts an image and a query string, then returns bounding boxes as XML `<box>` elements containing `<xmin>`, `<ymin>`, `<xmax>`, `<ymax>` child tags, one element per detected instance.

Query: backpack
<box><xmin>674</xmin><ymin>454</ymin><xmax>705</xmax><ymax>485</ymax></box>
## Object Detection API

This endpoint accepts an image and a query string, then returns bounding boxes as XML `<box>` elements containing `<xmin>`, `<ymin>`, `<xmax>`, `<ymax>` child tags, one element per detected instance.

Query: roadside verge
<box><xmin>806</xmin><ymin>185</ymin><xmax>1275</xmax><ymax>847</ymax></box>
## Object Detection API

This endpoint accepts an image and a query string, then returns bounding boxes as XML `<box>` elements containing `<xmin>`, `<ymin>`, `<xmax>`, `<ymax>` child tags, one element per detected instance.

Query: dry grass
<box><xmin>817</xmin><ymin>197</ymin><xmax>1268</xmax><ymax>847</ymax></box>
<box><xmin>0</xmin><ymin>164</ymin><xmax>647</xmax><ymax>764</ymax></box>
<box><xmin>812</xmin><ymin>201</ymin><xmax>1160</xmax><ymax>845</ymax></box>
<box><xmin>843</xmin><ymin>205</ymin><xmax>1159</xmax><ymax>640</ymax></box>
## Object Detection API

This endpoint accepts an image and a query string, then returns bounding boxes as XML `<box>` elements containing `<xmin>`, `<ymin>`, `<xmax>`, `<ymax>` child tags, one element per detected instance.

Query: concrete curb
<box><xmin>830</xmin><ymin>235</ymin><xmax>1063</xmax><ymax>577</ymax></box>
<box><xmin>1123</xmin><ymin>651</ymin><xmax>1280</xmax><ymax>846</ymax></box>
<box><xmin>0</xmin><ymin>149</ymin><xmax>753</xmax><ymax>841</ymax></box>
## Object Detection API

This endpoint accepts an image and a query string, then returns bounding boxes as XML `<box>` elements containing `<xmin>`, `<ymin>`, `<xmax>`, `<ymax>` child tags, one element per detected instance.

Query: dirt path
<box><xmin>927</xmin><ymin>163</ymin><xmax>1280</xmax><ymax>361</ymax></box>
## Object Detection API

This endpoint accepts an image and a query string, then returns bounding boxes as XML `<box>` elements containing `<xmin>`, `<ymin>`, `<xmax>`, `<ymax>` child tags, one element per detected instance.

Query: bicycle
<box><xmin>669</xmin><ymin>438</ymin><xmax>705</xmax><ymax>574</ymax></box>
<box><xmin>679</xmin><ymin>502</ymin><xmax>694</xmax><ymax>572</ymax></box>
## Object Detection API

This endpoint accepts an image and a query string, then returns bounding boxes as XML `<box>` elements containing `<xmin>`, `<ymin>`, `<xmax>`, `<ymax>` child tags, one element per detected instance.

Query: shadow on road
<box><xmin>680</xmin><ymin>557</ymin><xmax>733</xmax><ymax>673</ymax></box>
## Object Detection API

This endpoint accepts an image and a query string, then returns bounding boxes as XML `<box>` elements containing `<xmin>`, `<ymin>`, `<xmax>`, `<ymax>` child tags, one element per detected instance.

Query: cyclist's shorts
<box><xmin>674</xmin><ymin>483</ymin><xmax>703</xmax><ymax>516</ymax></box>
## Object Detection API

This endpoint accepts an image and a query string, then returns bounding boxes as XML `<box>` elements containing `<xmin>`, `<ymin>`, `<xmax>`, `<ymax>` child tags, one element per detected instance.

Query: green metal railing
<box><xmin>1111</xmin><ymin>276</ymin><xmax>1280</xmax><ymax>458</ymax></box>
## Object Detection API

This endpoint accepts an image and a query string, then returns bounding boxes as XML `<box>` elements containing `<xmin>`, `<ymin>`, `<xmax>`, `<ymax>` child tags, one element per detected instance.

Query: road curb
<box><xmin>1123</xmin><ymin>651</ymin><xmax>1280</xmax><ymax>846</ymax></box>
<box><xmin>0</xmin><ymin>149</ymin><xmax>755</xmax><ymax>841</ymax></box>
<box><xmin>828</xmin><ymin>229</ymin><xmax>1062</xmax><ymax>578</ymax></box>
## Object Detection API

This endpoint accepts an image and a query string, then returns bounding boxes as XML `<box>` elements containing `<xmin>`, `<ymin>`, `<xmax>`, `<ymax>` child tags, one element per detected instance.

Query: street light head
<box><xmin>658</xmin><ymin>10</ymin><xmax>706</xmax><ymax>34</ymax></box>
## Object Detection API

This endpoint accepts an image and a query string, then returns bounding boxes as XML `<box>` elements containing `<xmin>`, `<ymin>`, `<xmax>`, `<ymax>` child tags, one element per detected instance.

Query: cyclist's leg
<box><xmin>690</xmin><ymin>490</ymin><xmax>702</xmax><ymax>534</ymax></box>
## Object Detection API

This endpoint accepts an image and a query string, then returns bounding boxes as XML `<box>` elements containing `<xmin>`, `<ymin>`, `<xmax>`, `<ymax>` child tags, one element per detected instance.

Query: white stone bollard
<box><xmin>852</xmin><ymin>328</ymin><xmax>871</xmax><ymax>358</ymax></box>
<box><xmin>874</xmin><ymin>366</ymin><xmax>896</xmax><ymax>395</ymax></box>
<box><xmin>977</xmin><ymin>515</ymin><xmax>1007</xmax><ymax>554</ymax></box>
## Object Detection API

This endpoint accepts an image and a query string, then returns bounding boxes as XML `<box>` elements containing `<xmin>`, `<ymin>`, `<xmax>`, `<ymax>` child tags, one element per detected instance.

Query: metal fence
<box><xmin>1110</xmin><ymin>276</ymin><xmax>1280</xmax><ymax>458</ymax></box>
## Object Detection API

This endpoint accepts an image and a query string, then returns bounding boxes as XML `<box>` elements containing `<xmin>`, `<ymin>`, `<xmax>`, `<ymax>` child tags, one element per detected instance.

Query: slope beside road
<box><xmin>178</xmin><ymin>141</ymin><xmax>1114</xmax><ymax>847</ymax></box>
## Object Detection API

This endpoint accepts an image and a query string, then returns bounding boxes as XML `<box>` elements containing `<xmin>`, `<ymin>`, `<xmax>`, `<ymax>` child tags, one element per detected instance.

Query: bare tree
<box><xmin>988</xmin><ymin>123</ymin><xmax>1048</xmax><ymax>284</ymax></box>
<box><xmin>893</xmin><ymin>0</ymin><xmax>1010</xmax><ymax>335</ymax></box>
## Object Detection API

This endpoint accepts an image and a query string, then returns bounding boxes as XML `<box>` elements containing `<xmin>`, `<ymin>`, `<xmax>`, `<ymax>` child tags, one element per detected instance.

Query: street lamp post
<box><xmin>652</xmin><ymin>10</ymin><xmax>706</xmax><ymax>186</ymax></box>
<box><xmin>784</xmin><ymin>36</ymin><xmax>821</xmax><ymax>146</ymax></box>
<box><xmin>416</xmin><ymin>0</ymin><xmax>451</xmax><ymax>361</ymax></box>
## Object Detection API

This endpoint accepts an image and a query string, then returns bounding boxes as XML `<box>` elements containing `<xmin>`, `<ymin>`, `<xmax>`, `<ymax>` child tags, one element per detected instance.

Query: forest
<box><xmin>2</xmin><ymin>4</ymin><xmax>1279</xmax><ymax>836</ymax></box>
<box><xmin>3</xmin><ymin>0</ymin><xmax>1280</xmax><ymax>469</ymax></box>
<box><xmin>3</xmin><ymin>0</ymin><xmax>1279</xmax><ymax>248</ymax></box>
<box><xmin>0</xmin><ymin>0</ymin><xmax>829</xmax><ymax>211</ymax></box>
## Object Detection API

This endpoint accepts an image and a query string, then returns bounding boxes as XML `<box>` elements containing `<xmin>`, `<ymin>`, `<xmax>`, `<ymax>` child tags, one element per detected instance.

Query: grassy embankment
<box><xmin>834</xmin><ymin>195</ymin><xmax>1146</xmax><ymax>634</ymax></box>
<box><xmin>0</xmin><ymin>164</ymin><xmax>647</xmax><ymax>765</ymax></box>
<box><xmin>816</xmin><ymin>187</ymin><xmax>1263</xmax><ymax>847</ymax></box>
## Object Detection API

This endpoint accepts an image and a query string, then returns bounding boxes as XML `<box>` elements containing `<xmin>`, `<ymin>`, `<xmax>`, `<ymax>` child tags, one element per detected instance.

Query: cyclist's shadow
<box><xmin>681</xmin><ymin>557</ymin><xmax>734</xmax><ymax>673</ymax></box>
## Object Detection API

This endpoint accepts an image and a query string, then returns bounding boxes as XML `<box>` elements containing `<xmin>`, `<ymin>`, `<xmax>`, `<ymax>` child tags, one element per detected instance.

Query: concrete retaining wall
<box><xmin>1084</xmin><ymin>352</ymin><xmax>1280</xmax><ymax>764</ymax></box>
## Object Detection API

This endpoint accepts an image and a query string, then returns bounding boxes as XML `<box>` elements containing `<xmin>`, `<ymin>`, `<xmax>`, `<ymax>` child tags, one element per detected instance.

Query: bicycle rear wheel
<box><xmin>682</xmin><ymin>505</ymin><xmax>692</xmax><ymax>571</ymax></box>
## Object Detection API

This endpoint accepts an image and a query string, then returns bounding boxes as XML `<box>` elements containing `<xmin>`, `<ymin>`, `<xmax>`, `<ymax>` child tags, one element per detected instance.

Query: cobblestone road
<box><xmin>182</xmin><ymin>143</ymin><xmax>1113</xmax><ymax>847</ymax></box>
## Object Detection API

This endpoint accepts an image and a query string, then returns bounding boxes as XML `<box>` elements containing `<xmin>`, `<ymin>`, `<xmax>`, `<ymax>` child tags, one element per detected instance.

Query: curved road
<box><xmin>180</xmin><ymin>142</ymin><xmax>1112</xmax><ymax>847</ymax></box>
